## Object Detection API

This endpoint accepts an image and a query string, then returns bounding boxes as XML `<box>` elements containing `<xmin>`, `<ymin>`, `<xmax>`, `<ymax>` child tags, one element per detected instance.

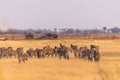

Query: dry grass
<box><xmin>0</xmin><ymin>39</ymin><xmax>120</xmax><ymax>80</ymax></box>
<box><xmin>0</xmin><ymin>39</ymin><xmax>120</xmax><ymax>52</ymax></box>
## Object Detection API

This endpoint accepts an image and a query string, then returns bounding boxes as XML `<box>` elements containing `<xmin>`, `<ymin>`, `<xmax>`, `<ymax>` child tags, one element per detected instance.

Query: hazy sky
<box><xmin>0</xmin><ymin>0</ymin><xmax>120</xmax><ymax>30</ymax></box>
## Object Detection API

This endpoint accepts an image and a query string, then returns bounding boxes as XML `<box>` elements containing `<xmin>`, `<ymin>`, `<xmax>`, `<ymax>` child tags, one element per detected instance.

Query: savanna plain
<box><xmin>0</xmin><ymin>39</ymin><xmax>120</xmax><ymax>80</ymax></box>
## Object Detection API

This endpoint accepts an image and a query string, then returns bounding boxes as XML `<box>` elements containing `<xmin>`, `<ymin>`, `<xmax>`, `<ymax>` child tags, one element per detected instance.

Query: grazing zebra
<box><xmin>57</xmin><ymin>47</ymin><xmax>70</xmax><ymax>60</ymax></box>
<box><xmin>36</xmin><ymin>48</ymin><xmax>45</xmax><ymax>58</ymax></box>
<box><xmin>7</xmin><ymin>47</ymin><xmax>13</xmax><ymax>58</ymax></box>
<box><xmin>90</xmin><ymin>45</ymin><xmax>100</xmax><ymax>62</ymax></box>
<box><xmin>70</xmin><ymin>44</ymin><xmax>80</xmax><ymax>58</ymax></box>
<box><xmin>17</xmin><ymin>47</ymin><xmax>28</xmax><ymax>63</ymax></box>
<box><xmin>43</xmin><ymin>46</ymin><xmax>56</xmax><ymax>57</ymax></box>
<box><xmin>18</xmin><ymin>53</ymin><xmax>28</xmax><ymax>63</ymax></box>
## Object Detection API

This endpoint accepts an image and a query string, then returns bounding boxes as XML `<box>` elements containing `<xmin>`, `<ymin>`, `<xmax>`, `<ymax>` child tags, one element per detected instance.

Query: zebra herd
<box><xmin>0</xmin><ymin>44</ymin><xmax>100</xmax><ymax>63</ymax></box>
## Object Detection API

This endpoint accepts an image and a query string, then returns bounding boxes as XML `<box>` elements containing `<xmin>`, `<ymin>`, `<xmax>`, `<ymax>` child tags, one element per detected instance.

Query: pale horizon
<box><xmin>0</xmin><ymin>0</ymin><xmax>120</xmax><ymax>30</ymax></box>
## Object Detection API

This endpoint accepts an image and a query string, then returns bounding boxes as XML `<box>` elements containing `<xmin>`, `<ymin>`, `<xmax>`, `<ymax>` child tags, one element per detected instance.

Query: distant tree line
<box><xmin>0</xmin><ymin>27</ymin><xmax>120</xmax><ymax>34</ymax></box>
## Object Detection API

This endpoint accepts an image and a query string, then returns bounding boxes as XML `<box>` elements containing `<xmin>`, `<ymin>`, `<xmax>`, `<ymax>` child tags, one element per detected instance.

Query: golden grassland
<box><xmin>0</xmin><ymin>39</ymin><xmax>120</xmax><ymax>80</ymax></box>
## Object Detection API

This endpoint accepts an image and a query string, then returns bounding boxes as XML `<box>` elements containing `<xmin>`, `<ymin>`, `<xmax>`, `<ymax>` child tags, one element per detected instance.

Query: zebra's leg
<box><xmin>19</xmin><ymin>59</ymin><xmax>21</xmax><ymax>63</ymax></box>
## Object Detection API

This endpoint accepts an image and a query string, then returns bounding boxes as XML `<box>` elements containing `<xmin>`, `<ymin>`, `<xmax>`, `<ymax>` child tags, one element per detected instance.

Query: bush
<box><xmin>25</xmin><ymin>33</ymin><xmax>34</xmax><ymax>39</ymax></box>
<box><xmin>45</xmin><ymin>33</ymin><xmax>58</xmax><ymax>39</ymax></box>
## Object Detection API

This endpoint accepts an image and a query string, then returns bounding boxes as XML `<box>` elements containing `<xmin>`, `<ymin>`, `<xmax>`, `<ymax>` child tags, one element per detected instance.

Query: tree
<box><xmin>75</xmin><ymin>29</ymin><xmax>82</xmax><ymax>34</ymax></box>
<box><xmin>54</xmin><ymin>28</ymin><xmax>57</xmax><ymax>33</ymax></box>
<box><xmin>64</xmin><ymin>28</ymin><xmax>75</xmax><ymax>34</ymax></box>
<box><xmin>5</xmin><ymin>28</ymin><xmax>15</xmax><ymax>34</ymax></box>
<box><xmin>25</xmin><ymin>33</ymin><xmax>34</xmax><ymax>39</ymax></box>
<box><xmin>110</xmin><ymin>27</ymin><xmax>120</xmax><ymax>33</ymax></box>
<box><xmin>35</xmin><ymin>29</ymin><xmax>42</xmax><ymax>34</ymax></box>
<box><xmin>0</xmin><ymin>29</ymin><xmax>4</xmax><ymax>34</ymax></box>
<box><xmin>103</xmin><ymin>26</ymin><xmax>107</xmax><ymax>33</ymax></box>
<box><xmin>45</xmin><ymin>33</ymin><xmax>58</xmax><ymax>39</ymax></box>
